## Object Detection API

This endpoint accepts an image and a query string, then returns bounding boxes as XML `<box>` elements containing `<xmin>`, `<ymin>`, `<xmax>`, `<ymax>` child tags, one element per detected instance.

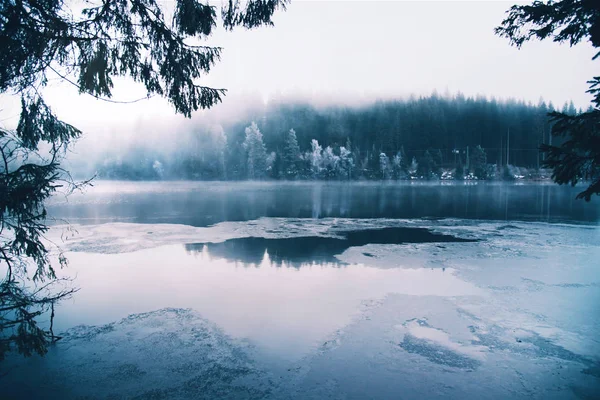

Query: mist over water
<box><xmin>2</xmin><ymin>0</ymin><xmax>600</xmax><ymax>398</ymax></box>
<box><xmin>47</xmin><ymin>181</ymin><xmax>600</xmax><ymax>226</ymax></box>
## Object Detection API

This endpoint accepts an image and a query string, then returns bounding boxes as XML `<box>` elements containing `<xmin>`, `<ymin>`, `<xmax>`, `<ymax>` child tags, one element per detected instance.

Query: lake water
<box><xmin>46</xmin><ymin>181</ymin><xmax>600</xmax><ymax>226</ymax></box>
<box><xmin>3</xmin><ymin>181</ymin><xmax>600</xmax><ymax>399</ymax></box>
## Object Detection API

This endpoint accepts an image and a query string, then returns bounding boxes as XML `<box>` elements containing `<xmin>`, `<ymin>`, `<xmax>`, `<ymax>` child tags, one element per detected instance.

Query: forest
<box><xmin>91</xmin><ymin>94</ymin><xmax>585</xmax><ymax>181</ymax></box>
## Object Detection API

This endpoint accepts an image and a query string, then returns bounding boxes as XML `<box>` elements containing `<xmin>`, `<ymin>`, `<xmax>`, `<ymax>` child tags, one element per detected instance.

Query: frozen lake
<box><xmin>2</xmin><ymin>181</ymin><xmax>600</xmax><ymax>399</ymax></box>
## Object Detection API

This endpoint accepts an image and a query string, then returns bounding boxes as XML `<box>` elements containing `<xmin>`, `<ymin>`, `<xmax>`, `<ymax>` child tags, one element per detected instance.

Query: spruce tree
<box><xmin>281</xmin><ymin>129</ymin><xmax>301</xmax><ymax>179</ymax></box>
<box><xmin>418</xmin><ymin>150</ymin><xmax>435</xmax><ymax>179</ymax></box>
<box><xmin>470</xmin><ymin>145</ymin><xmax>488</xmax><ymax>179</ymax></box>
<box><xmin>496</xmin><ymin>0</ymin><xmax>600</xmax><ymax>200</ymax></box>
<box><xmin>243</xmin><ymin>122</ymin><xmax>268</xmax><ymax>179</ymax></box>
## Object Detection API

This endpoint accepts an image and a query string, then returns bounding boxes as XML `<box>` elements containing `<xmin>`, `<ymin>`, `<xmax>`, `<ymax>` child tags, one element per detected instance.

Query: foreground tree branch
<box><xmin>0</xmin><ymin>0</ymin><xmax>287</xmax><ymax>359</ymax></box>
<box><xmin>496</xmin><ymin>0</ymin><xmax>600</xmax><ymax>201</ymax></box>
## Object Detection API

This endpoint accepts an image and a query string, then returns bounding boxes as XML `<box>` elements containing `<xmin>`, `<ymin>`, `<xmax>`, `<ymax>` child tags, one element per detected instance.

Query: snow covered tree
<box><xmin>243</xmin><ymin>122</ymin><xmax>268</xmax><ymax>179</ymax></box>
<box><xmin>391</xmin><ymin>146</ymin><xmax>409</xmax><ymax>179</ymax></box>
<box><xmin>281</xmin><ymin>129</ymin><xmax>301</xmax><ymax>179</ymax></box>
<box><xmin>307</xmin><ymin>139</ymin><xmax>323</xmax><ymax>179</ymax></box>
<box><xmin>321</xmin><ymin>146</ymin><xmax>340</xmax><ymax>179</ymax></box>
<box><xmin>391</xmin><ymin>153</ymin><xmax>402</xmax><ymax>179</ymax></box>
<box><xmin>152</xmin><ymin>160</ymin><xmax>165</xmax><ymax>178</ymax></box>
<box><xmin>408</xmin><ymin>157</ymin><xmax>419</xmax><ymax>178</ymax></box>
<box><xmin>338</xmin><ymin>146</ymin><xmax>355</xmax><ymax>180</ymax></box>
<box><xmin>266</xmin><ymin>151</ymin><xmax>277</xmax><ymax>177</ymax></box>
<box><xmin>392</xmin><ymin>153</ymin><xmax>402</xmax><ymax>178</ymax></box>
<box><xmin>379</xmin><ymin>153</ymin><xmax>390</xmax><ymax>179</ymax></box>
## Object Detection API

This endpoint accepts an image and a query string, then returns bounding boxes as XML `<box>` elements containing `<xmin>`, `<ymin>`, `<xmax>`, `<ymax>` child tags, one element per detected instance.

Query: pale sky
<box><xmin>1</xmin><ymin>0</ymin><xmax>597</xmax><ymax>134</ymax></box>
<box><xmin>203</xmin><ymin>0</ymin><xmax>596</xmax><ymax>106</ymax></box>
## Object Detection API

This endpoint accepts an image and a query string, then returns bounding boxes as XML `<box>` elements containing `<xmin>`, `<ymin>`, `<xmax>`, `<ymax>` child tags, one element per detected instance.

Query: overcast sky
<box><xmin>1</xmin><ymin>0</ymin><xmax>597</xmax><ymax>133</ymax></box>
<box><xmin>203</xmin><ymin>0</ymin><xmax>596</xmax><ymax>107</ymax></box>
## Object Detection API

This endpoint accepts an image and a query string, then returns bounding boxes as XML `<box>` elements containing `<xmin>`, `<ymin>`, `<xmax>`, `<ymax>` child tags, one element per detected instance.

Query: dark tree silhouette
<box><xmin>496</xmin><ymin>0</ymin><xmax>600</xmax><ymax>201</ymax></box>
<box><xmin>417</xmin><ymin>150</ymin><xmax>435</xmax><ymax>179</ymax></box>
<box><xmin>470</xmin><ymin>145</ymin><xmax>488</xmax><ymax>179</ymax></box>
<box><xmin>0</xmin><ymin>0</ymin><xmax>286</xmax><ymax>359</ymax></box>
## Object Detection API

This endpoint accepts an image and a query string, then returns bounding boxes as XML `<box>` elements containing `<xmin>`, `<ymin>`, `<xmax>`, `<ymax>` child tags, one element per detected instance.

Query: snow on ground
<box><xmin>2</xmin><ymin>218</ymin><xmax>600</xmax><ymax>399</ymax></box>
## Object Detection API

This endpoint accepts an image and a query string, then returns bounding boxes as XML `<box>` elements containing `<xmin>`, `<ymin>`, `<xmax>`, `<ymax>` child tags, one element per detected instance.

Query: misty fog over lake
<box><xmin>1</xmin><ymin>0</ymin><xmax>600</xmax><ymax>399</ymax></box>
<box><xmin>46</xmin><ymin>181</ymin><xmax>600</xmax><ymax>226</ymax></box>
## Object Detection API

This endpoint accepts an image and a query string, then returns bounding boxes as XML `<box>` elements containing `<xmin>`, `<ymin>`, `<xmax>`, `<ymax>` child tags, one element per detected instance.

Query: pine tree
<box><xmin>497</xmin><ymin>0</ymin><xmax>600</xmax><ymax>200</ymax></box>
<box><xmin>339</xmin><ymin>146</ymin><xmax>355</xmax><ymax>180</ymax></box>
<box><xmin>433</xmin><ymin>149</ymin><xmax>443</xmax><ymax>177</ymax></box>
<box><xmin>392</xmin><ymin>150</ymin><xmax>406</xmax><ymax>179</ymax></box>
<box><xmin>567</xmin><ymin>100</ymin><xmax>577</xmax><ymax>116</ymax></box>
<box><xmin>308</xmin><ymin>139</ymin><xmax>323</xmax><ymax>179</ymax></box>
<box><xmin>455</xmin><ymin>160</ymin><xmax>465</xmax><ymax>180</ymax></box>
<box><xmin>470</xmin><ymin>145</ymin><xmax>488</xmax><ymax>179</ymax></box>
<box><xmin>418</xmin><ymin>150</ymin><xmax>435</xmax><ymax>179</ymax></box>
<box><xmin>281</xmin><ymin>129</ymin><xmax>301</xmax><ymax>179</ymax></box>
<box><xmin>409</xmin><ymin>157</ymin><xmax>419</xmax><ymax>178</ymax></box>
<box><xmin>321</xmin><ymin>146</ymin><xmax>340</xmax><ymax>179</ymax></box>
<box><xmin>243</xmin><ymin>122</ymin><xmax>268</xmax><ymax>179</ymax></box>
<box><xmin>379</xmin><ymin>153</ymin><xmax>390</xmax><ymax>179</ymax></box>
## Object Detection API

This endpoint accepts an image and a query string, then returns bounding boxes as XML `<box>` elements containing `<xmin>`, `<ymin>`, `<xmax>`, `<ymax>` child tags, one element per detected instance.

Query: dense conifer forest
<box><xmin>91</xmin><ymin>94</ymin><xmax>585</xmax><ymax>181</ymax></box>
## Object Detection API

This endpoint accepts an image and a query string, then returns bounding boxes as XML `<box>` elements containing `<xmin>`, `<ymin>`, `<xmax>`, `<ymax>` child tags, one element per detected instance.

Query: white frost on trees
<box><xmin>308</xmin><ymin>139</ymin><xmax>323</xmax><ymax>178</ymax></box>
<box><xmin>379</xmin><ymin>152</ymin><xmax>390</xmax><ymax>179</ymax></box>
<box><xmin>322</xmin><ymin>146</ymin><xmax>340</xmax><ymax>178</ymax></box>
<box><xmin>243</xmin><ymin>122</ymin><xmax>268</xmax><ymax>179</ymax></box>
<box><xmin>409</xmin><ymin>157</ymin><xmax>418</xmax><ymax>177</ymax></box>
<box><xmin>152</xmin><ymin>160</ymin><xmax>164</xmax><ymax>178</ymax></box>
<box><xmin>338</xmin><ymin>146</ymin><xmax>354</xmax><ymax>180</ymax></box>
<box><xmin>281</xmin><ymin>129</ymin><xmax>301</xmax><ymax>179</ymax></box>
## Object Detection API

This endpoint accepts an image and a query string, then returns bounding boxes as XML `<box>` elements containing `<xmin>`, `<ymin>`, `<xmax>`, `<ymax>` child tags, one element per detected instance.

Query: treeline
<box><xmin>93</xmin><ymin>94</ymin><xmax>587</xmax><ymax>180</ymax></box>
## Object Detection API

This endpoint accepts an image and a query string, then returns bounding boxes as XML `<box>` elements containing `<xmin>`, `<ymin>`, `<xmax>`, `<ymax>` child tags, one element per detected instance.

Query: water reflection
<box><xmin>46</xmin><ymin>181</ymin><xmax>600</xmax><ymax>227</ymax></box>
<box><xmin>57</xmin><ymin>243</ymin><xmax>483</xmax><ymax>360</ymax></box>
<box><xmin>185</xmin><ymin>227</ymin><xmax>477</xmax><ymax>267</ymax></box>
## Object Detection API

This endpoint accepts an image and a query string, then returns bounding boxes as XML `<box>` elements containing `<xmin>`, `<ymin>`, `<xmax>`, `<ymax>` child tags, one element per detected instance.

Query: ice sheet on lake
<box><xmin>47</xmin><ymin>218</ymin><xmax>600</xmax><ymax>355</ymax></box>
<box><xmin>398</xmin><ymin>318</ymin><xmax>487</xmax><ymax>362</ymax></box>
<box><xmin>275</xmin><ymin>294</ymin><xmax>600</xmax><ymax>399</ymax></box>
<box><xmin>1</xmin><ymin>308</ymin><xmax>273</xmax><ymax>400</ymax></box>
<box><xmin>48</xmin><ymin>217</ymin><xmax>599</xmax><ymax>256</ymax></box>
<box><xmin>8</xmin><ymin>217</ymin><xmax>600</xmax><ymax>398</ymax></box>
<box><xmin>50</xmin><ymin>247</ymin><xmax>484</xmax><ymax>361</ymax></box>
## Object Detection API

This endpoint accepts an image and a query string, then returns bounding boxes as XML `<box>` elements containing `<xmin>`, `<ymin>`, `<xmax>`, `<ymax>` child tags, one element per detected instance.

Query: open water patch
<box><xmin>186</xmin><ymin>227</ymin><xmax>478</xmax><ymax>266</ymax></box>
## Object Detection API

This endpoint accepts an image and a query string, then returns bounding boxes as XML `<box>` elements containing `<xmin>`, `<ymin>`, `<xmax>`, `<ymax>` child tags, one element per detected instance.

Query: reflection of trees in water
<box><xmin>311</xmin><ymin>184</ymin><xmax>322</xmax><ymax>218</ymax></box>
<box><xmin>50</xmin><ymin>183</ymin><xmax>598</xmax><ymax>226</ymax></box>
<box><xmin>184</xmin><ymin>227</ymin><xmax>477</xmax><ymax>268</ymax></box>
<box><xmin>194</xmin><ymin>247</ymin><xmax>341</xmax><ymax>269</ymax></box>
<box><xmin>185</xmin><ymin>236</ymin><xmax>346</xmax><ymax>268</ymax></box>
